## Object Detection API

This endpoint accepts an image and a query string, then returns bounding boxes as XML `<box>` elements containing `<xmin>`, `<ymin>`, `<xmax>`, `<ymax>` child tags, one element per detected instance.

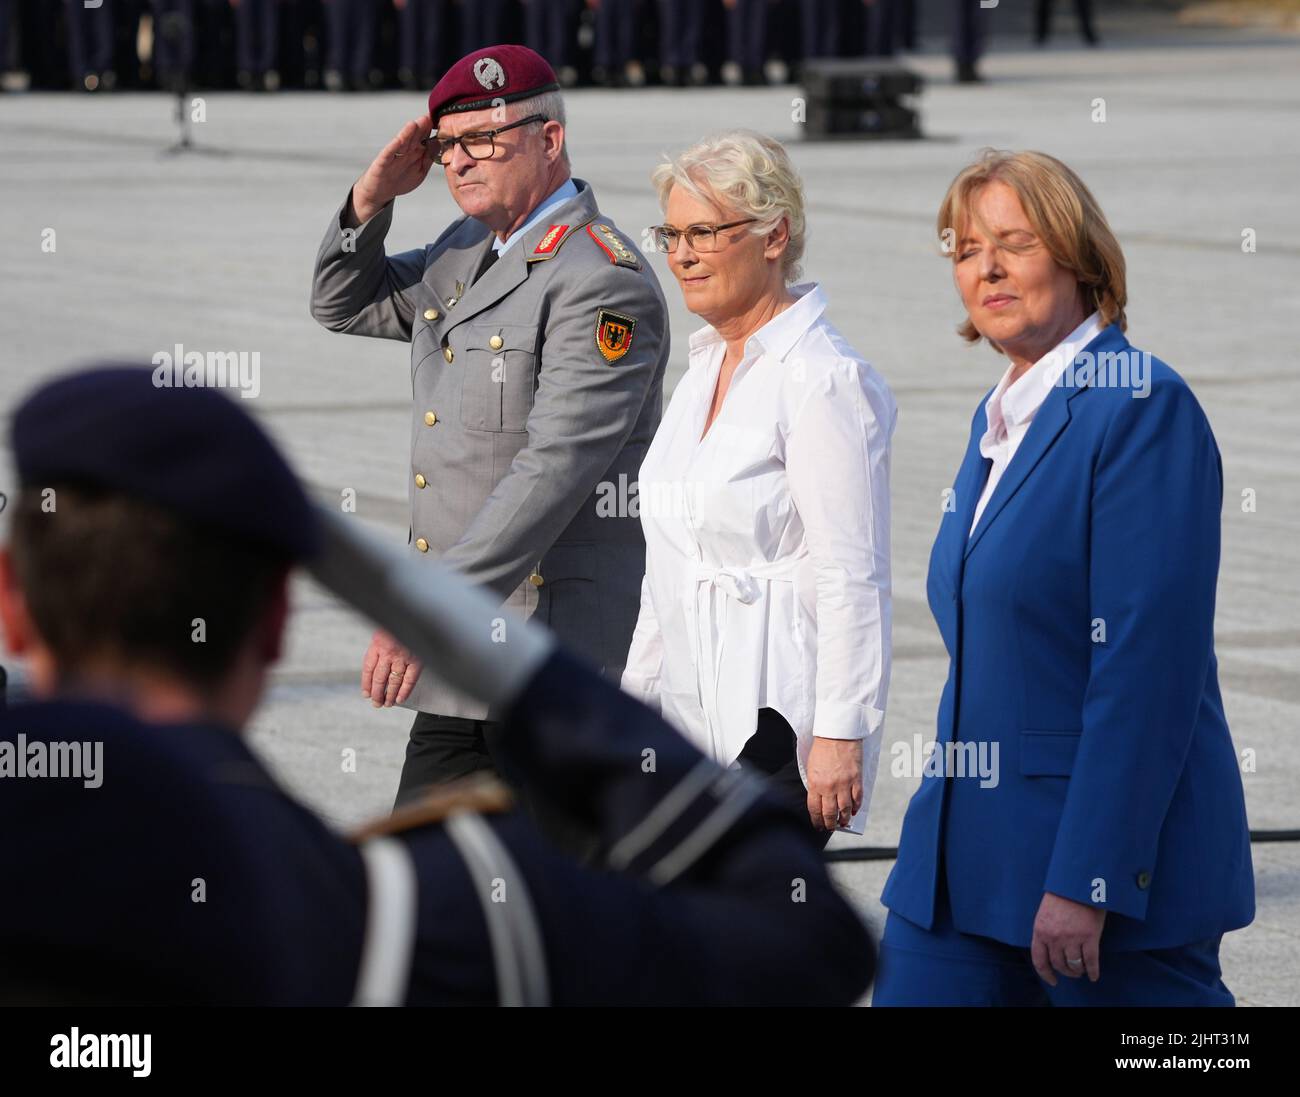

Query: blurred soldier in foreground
<box><xmin>0</xmin><ymin>367</ymin><xmax>873</xmax><ymax>1005</ymax></box>
<box><xmin>311</xmin><ymin>45</ymin><xmax>668</xmax><ymax>848</ymax></box>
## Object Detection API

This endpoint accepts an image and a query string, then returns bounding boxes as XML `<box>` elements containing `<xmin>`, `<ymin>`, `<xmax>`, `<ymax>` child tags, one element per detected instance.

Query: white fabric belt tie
<box><xmin>689</xmin><ymin>556</ymin><xmax>806</xmax><ymax>760</ymax></box>
<box><xmin>693</xmin><ymin>558</ymin><xmax>803</xmax><ymax>599</ymax></box>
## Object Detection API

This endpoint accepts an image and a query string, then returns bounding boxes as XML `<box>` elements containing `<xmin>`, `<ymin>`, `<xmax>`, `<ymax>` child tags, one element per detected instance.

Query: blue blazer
<box><xmin>881</xmin><ymin>326</ymin><xmax>1255</xmax><ymax>951</ymax></box>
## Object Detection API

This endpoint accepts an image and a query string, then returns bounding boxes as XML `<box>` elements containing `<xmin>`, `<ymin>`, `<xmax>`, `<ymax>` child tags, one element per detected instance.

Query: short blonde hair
<box><xmin>937</xmin><ymin>149</ymin><xmax>1127</xmax><ymax>347</ymax></box>
<box><xmin>651</xmin><ymin>130</ymin><xmax>806</xmax><ymax>283</ymax></box>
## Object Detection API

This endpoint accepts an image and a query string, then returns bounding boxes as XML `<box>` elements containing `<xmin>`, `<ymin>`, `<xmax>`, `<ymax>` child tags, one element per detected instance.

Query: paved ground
<box><xmin>2</xmin><ymin>13</ymin><xmax>1297</xmax><ymax>1004</ymax></box>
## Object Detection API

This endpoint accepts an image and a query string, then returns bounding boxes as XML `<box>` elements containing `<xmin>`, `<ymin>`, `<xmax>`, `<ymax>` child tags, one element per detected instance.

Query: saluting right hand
<box><xmin>350</xmin><ymin>114</ymin><xmax>437</xmax><ymax>225</ymax></box>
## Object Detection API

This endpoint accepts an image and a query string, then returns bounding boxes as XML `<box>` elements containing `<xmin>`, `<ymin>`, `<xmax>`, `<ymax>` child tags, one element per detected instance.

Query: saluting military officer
<box><xmin>311</xmin><ymin>44</ymin><xmax>669</xmax><ymax>846</ymax></box>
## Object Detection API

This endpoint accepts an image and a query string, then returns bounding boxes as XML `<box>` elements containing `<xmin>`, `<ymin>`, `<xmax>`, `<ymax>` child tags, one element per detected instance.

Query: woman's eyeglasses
<box><xmin>423</xmin><ymin>115</ymin><xmax>549</xmax><ymax>166</ymax></box>
<box><xmin>650</xmin><ymin>219</ymin><xmax>757</xmax><ymax>254</ymax></box>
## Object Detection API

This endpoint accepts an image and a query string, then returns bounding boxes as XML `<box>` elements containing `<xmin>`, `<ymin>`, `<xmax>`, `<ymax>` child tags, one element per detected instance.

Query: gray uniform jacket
<box><xmin>311</xmin><ymin>178</ymin><xmax>668</xmax><ymax>718</ymax></box>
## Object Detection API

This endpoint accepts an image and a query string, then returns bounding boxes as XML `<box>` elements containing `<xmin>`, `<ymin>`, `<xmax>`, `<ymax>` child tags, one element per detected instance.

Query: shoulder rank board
<box><xmin>587</xmin><ymin>223</ymin><xmax>642</xmax><ymax>270</ymax></box>
<box><xmin>531</xmin><ymin>223</ymin><xmax>569</xmax><ymax>257</ymax></box>
<box><xmin>527</xmin><ymin>221</ymin><xmax>585</xmax><ymax>262</ymax></box>
<box><xmin>596</xmin><ymin>309</ymin><xmax>637</xmax><ymax>364</ymax></box>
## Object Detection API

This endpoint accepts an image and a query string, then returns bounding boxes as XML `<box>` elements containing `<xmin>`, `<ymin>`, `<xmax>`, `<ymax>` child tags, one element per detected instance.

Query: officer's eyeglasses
<box><xmin>651</xmin><ymin>219</ymin><xmax>757</xmax><ymax>254</ymax></box>
<box><xmin>424</xmin><ymin>115</ymin><xmax>549</xmax><ymax>165</ymax></box>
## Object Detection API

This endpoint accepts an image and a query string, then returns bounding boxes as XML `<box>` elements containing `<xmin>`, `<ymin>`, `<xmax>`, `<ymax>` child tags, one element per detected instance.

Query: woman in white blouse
<box><xmin>621</xmin><ymin>130</ymin><xmax>896</xmax><ymax>844</ymax></box>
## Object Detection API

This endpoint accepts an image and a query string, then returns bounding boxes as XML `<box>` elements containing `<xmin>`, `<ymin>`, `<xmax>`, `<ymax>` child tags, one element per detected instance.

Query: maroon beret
<box><xmin>428</xmin><ymin>44</ymin><xmax>560</xmax><ymax>124</ymax></box>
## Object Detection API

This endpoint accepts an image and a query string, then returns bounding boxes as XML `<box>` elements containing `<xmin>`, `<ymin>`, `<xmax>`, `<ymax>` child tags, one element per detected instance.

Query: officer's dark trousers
<box><xmin>872</xmin><ymin>864</ymin><xmax>1233</xmax><ymax>1006</ymax></box>
<box><xmin>396</xmin><ymin>712</ymin><xmax>598</xmax><ymax>862</ymax></box>
<box><xmin>398</xmin><ymin>706</ymin><xmax>832</xmax><ymax>858</ymax></box>
<box><xmin>737</xmin><ymin>708</ymin><xmax>832</xmax><ymax>850</ymax></box>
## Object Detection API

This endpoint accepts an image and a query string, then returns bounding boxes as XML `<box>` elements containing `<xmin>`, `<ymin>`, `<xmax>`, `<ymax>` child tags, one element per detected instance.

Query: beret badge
<box><xmin>474</xmin><ymin>57</ymin><xmax>506</xmax><ymax>90</ymax></box>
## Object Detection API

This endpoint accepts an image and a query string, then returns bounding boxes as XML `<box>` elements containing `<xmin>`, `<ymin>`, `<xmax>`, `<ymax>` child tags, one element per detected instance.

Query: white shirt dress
<box><xmin>620</xmin><ymin>282</ymin><xmax>897</xmax><ymax>832</ymax></box>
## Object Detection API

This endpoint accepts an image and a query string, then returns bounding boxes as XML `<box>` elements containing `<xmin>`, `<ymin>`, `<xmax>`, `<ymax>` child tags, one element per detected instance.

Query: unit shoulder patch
<box><xmin>596</xmin><ymin>308</ymin><xmax>637</xmax><ymax>364</ymax></box>
<box><xmin>587</xmin><ymin>223</ymin><xmax>642</xmax><ymax>269</ymax></box>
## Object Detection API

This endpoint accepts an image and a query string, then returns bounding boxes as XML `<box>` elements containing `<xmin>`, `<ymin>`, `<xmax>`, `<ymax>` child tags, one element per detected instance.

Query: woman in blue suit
<box><xmin>874</xmin><ymin>150</ymin><xmax>1255</xmax><ymax>1006</ymax></box>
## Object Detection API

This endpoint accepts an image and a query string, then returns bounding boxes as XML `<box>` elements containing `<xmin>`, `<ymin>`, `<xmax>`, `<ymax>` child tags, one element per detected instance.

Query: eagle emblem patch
<box><xmin>595</xmin><ymin>309</ymin><xmax>636</xmax><ymax>364</ymax></box>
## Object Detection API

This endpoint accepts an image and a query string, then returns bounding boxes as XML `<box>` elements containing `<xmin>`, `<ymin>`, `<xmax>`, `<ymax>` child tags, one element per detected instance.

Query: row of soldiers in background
<box><xmin>0</xmin><ymin>0</ymin><xmax>926</xmax><ymax>94</ymax></box>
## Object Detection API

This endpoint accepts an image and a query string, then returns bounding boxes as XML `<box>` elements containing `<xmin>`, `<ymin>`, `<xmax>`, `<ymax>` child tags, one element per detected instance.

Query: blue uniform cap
<box><xmin>10</xmin><ymin>364</ymin><xmax>319</xmax><ymax>560</ymax></box>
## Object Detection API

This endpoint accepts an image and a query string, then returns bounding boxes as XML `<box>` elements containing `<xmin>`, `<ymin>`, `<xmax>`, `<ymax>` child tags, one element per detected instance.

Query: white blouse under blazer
<box><xmin>620</xmin><ymin>282</ymin><xmax>896</xmax><ymax>832</ymax></box>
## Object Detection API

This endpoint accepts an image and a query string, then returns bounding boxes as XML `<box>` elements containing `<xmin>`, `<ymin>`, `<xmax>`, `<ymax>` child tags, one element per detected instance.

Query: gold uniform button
<box><xmin>443</xmin><ymin>346</ymin><xmax>454</xmax><ymax>363</ymax></box>
<box><xmin>414</xmin><ymin>473</ymin><xmax>427</xmax><ymax>489</ymax></box>
<box><xmin>528</xmin><ymin>571</ymin><xmax>544</xmax><ymax>587</ymax></box>
<box><xmin>423</xmin><ymin>410</ymin><xmax>437</xmax><ymax>426</ymax></box>
<box><xmin>489</xmin><ymin>335</ymin><xmax>504</xmax><ymax>351</ymax></box>
<box><xmin>415</xmin><ymin>537</ymin><xmax>429</xmax><ymax>553</ymax></box>
<box><xmin>423</xmin><ymin>308</ymin><xmax>439</xmax><ymax>321</ymax></box>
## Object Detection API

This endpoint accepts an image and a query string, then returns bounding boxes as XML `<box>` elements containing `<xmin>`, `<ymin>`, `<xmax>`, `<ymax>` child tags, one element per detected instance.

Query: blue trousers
<box><xmin>873</xmin><ymin>873</ymin><xmax>1233</xmax><ymax>1006</ymax></box>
